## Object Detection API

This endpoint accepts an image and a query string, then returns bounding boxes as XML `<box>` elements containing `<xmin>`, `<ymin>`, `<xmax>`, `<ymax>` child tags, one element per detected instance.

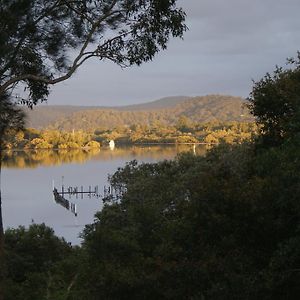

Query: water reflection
<box><xmin>2</xmin><ymin>144</ymin><xmax>207</xmax><ymax>169</ymax></box>
<box><xmin>2</xmin><ymin>144</ymin><xmax>207</xmax><ymax>244</ymax></box>
<box><xmin>53</xmin><ymin>188</ymin><xmax>77</xmax><ymax>217</ymax></box>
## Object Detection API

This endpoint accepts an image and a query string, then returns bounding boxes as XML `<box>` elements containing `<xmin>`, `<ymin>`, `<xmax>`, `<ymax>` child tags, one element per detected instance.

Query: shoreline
<box><xmin>3</xmin><ymin>142</ymin><xmax>216</xmax><ymax>152</ymax></box>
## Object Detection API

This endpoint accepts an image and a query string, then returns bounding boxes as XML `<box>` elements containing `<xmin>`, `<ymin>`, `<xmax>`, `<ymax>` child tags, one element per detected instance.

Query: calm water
<box><xmin>2</xmin><ymin>144</ymin><xmax>206</xmax><ymax>244</ymax></box>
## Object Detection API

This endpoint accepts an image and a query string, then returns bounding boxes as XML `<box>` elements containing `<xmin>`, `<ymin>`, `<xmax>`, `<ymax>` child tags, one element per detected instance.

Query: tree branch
<box><xmin>64</xmin><ymin>273</ymin><xmax>78</xmax><ymax>299</ymax></box>
<box><xmin>0</xmin><ymin>0</ymin><xmax>122</xmax><ymax>94</ymax></box>
<box><xmin>0</xmin><ymin>0</ymin><xmax>63</xmax><ymax>76</ymax></box>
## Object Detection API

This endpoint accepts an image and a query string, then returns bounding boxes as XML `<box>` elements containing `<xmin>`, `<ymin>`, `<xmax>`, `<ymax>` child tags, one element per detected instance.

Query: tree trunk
<box><xmin>0</xmin><ymin>193</ymin><xmax>3</xmax><ymax>300</ymax></box>
<box><xmin>0</xmin><ymin>145</ymin><xmax>4</xmax><ymax>300</ymax></box>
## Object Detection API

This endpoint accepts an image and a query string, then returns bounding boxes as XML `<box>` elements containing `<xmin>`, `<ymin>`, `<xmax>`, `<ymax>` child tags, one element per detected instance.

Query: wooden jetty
<box><xmin>56</xmin><ymin>184</ymin><xmax>101</xmax><ymax>199</ymax></box>
<box><xmin>52</xmin><ymin>178</ymin><xmax>121</xmax><ymax>215</ymax></box>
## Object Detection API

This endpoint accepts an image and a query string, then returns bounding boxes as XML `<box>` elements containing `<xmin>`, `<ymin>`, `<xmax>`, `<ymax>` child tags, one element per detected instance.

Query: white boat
<box><xmin>109</xmin><ymin>140</ymin><xmax>115</xmax><ymax>150</ymax></box>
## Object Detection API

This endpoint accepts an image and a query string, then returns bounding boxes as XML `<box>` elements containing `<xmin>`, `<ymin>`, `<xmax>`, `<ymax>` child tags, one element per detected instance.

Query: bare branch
<box><xmin>65</xmin><ymin>273</ymin><xmax>78</xmax><ymax>299</ymax></box>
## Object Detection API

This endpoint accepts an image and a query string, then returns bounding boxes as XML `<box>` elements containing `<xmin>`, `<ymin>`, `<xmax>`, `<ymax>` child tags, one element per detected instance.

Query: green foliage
<box><xmin>248</xmin><ymin>52</ymin><xmax>300</xmax><ymax>146</ymax></box>
<box><xmin>4</xmin><ymin>140</ymin><xmax>300</xmax><ymax>298</ymax></box>
<box><xmin>79</xmin><ymin>141</ymin><xmax>300</xmax><ymax>299</ymax></box>
<box><xmin>0</xmin><ymin>94</ymin><xmax>25</xmax><ymax>147</ymax></box>
<box><xmin>4</xmin><ymin>223</ymin><xmax>80</xmax><ymax>300</ymax></box>
<box><xmin>5</xmin><ymin>224</ymin><xmax>70</xmax><ymax>279</ymax></box>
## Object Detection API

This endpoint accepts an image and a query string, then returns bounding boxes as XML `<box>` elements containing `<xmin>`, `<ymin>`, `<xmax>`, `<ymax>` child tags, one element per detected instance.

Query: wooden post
<box><xmin>62</xmin><ymin>176</ymin><xmax>64</xmax><ymax>195</ymax></box>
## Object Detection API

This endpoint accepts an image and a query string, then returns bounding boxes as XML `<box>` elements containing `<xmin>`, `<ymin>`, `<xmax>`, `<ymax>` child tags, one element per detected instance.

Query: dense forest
<box><xmin>2</xmin><ymin>57</ymin><xmax>300</xmax><ymax>299</ymax></box>
<box><xmin>25</xmin><ymin>95</ymin><xmax>253</xmax><ymax>130</ymax></box>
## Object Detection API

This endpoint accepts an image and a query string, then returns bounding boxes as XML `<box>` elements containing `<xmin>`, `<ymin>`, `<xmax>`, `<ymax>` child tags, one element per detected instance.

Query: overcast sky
<box><xmin>47</xmin><ymin>0</ymin><xmax>300</xmax><ymax>106</ymax></box>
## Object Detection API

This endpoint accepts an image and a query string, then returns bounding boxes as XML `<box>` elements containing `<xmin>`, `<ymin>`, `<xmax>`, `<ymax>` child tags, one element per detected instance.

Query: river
<box><xmin>1</xmin><ymin>144</ymin><xmax>207</xmax><ymax>244</ymax></box>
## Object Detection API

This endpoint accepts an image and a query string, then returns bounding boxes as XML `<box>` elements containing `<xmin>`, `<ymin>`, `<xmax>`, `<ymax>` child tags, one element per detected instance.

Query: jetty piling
<box><xmin>53</xmin><ymin>179</ymin><xmax>116</xmax><ymax>215</ymax></box>
<box><xmin>55</xmin><ymin>183</ymin><xmax>102</xmax><ymax>199</ymax></box>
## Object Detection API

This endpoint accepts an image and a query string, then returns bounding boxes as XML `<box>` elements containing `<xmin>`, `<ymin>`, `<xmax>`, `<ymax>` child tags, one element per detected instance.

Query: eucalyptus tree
<box><xmin>0</xmin><ymin>0</ymin><xmax>187</xmax><ymax>106</ymax></box>
<box><xmin>248</xmin><ymin>53</ymin><xmax>300</xmax><ymax>147</ymax></box>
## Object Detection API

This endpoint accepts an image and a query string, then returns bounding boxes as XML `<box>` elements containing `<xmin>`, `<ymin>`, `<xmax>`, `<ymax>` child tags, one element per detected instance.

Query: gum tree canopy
<box><xmin>0</xmin><ymin>0</ymin><xmax>186</xmax><ymax>106</ymax></box>
<box><xmin>248</xmin><ymin>53</ymin><xmax>300</xmax><ymax>147</ymax></box>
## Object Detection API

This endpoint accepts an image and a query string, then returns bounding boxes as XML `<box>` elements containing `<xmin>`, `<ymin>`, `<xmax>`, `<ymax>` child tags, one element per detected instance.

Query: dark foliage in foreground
<box><xmin>4</xmin><ymin>55</ymin><xmax>300</xmax><ymax>299</ymax></box>
<box><xmin>4</xmin><ymin>224</ymin><xmax>82</xmax><ymax>300</ymax></box>
<box><xmin>4</xmin><ymin>138</ymin><xmax>300</xmax><ymax>299</ymax></box>
<box><xmin>80</xmin><ymin>141</ymin><xmax>300</xmax><ymax>299</ymax></box>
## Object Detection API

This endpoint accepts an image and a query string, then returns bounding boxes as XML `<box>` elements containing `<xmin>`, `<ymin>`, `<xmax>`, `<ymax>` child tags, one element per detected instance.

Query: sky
<box><xmin>47</xmin><ymin>0</ymin><xmax>300</xmax><ymax>106</ymax></box>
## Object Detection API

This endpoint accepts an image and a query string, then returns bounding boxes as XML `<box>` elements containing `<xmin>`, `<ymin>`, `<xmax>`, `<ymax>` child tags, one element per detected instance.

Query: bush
<box><xmin>84</xmin><ymin>140</ymin><xmax>101</xmax><ymax>148</ymax></box>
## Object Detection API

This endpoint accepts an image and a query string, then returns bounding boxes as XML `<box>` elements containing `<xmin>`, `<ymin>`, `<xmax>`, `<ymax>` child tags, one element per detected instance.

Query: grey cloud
<box><xmin>47</xmin><ymin>0</ymin><xmax>300</xmax><ymax>106</ymax></box>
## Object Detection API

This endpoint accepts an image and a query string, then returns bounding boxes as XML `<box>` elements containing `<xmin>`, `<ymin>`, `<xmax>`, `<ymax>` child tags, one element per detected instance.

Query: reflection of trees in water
<box><xmin>2</xmin><ymin>145</ymin><xmax>208</xmax><ymax>169</ymax></box>
<box><xmin>2</xmin><ymin>149</ymin><xmax>99</xmax><ymax>169</ymax></box>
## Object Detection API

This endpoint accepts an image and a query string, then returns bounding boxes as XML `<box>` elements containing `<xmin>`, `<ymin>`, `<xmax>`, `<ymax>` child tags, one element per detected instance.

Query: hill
<box><xmin>25</xmin><ymin>95</ymin><xmax>253</xmax><ymax>130</ymax></box>
<box><xmin>24</xmin><ymin>96</ymin><xmax>189</xmax><ymax>128</ymax></box>
<box><xmin>114</xmin><ymin>96</ymin><xmax>191</xmax><ymax>111</ymax></box>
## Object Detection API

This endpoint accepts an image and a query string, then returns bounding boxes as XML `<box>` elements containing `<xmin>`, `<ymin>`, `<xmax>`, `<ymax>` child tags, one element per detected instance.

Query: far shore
<box><xmin>4</xmin><ymin>142</ymin><xmax>217</xmax><ymax>152</ymax></box>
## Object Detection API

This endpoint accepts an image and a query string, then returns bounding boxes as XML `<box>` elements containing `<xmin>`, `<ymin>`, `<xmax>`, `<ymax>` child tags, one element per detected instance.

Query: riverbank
<box><xmin>3</xmin><ymin>121</ymin><xmax>256</xmax><ymax>150</ymax></box>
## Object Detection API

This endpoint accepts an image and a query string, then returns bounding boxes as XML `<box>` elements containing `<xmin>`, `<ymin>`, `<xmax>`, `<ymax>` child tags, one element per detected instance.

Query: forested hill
<box><xmin>113</xmin><ymin>96</ymin><xmax>191</xmax><ymax>111</ymax></box>
<box><xmin>25</xmin><ymin>95</ymin><xmax>253</xmax><ymax>130</ymax></box>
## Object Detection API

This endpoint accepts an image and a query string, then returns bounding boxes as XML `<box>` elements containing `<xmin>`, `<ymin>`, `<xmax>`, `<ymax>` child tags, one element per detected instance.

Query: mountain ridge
<box><xmin>25</xmin><ymin>95</ymin><xmax>253</xmax><ymax>130</ymax></box>
<box><xmin>112</xmin><ymin>96</ymin><xmax>191</xmax><ymax>111</ymax></box>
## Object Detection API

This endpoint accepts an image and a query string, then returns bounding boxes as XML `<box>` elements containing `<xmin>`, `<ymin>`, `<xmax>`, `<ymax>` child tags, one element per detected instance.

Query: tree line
<box><xmin>3</xmin><ymin>120</ymin><xmax>257</xmax><ymax>150</ymax></box>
